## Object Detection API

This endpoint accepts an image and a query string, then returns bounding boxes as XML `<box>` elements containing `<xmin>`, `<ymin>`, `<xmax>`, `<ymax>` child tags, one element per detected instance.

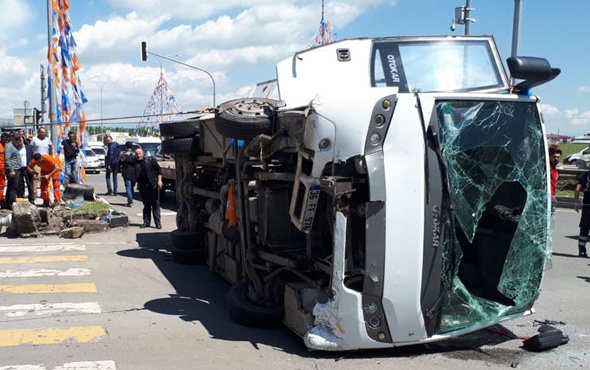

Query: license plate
<box><xmin>301</xmin><ymin>185</ymin><xmax>321</xmax><ymax>233</ymax></box>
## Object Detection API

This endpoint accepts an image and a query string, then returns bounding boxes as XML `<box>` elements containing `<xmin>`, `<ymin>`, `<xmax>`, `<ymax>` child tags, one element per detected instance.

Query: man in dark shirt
<box><xmin>135</xmin><ymin>148</ymin><xmax>163</xmax><ymax>229</ymax></box>
<box><xmin>61</xmin><ymin>131</ymin><xmax>79</xmax><ymax>183</ymax></box>
<box><xmin>105</xmin><ymin>135</ymin><xmax>121</xmax><ymax>195</ymax></box>
<box><xmin>120</xmin><ymin>142</ymin><xmax>138</xmax><ymax>207</ymax></box>
<box><xmin>574</xmin><ymin>170</ymin><xmax>590</xmax><ymax>257</ymax></box>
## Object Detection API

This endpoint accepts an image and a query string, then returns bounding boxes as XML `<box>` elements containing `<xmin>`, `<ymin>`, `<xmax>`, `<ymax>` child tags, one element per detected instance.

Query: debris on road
<box><xmin>59</xmin><ymin>226</ymin><xmax>85</xmax><ymax>239</ymax></box>
<box><xmin>523</xmin><ymin>324</ymin><xmax>570</xmax><ymax>352</ymax></box>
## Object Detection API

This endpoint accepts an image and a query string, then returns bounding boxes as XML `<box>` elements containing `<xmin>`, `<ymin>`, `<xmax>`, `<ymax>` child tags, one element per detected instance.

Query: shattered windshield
<box><xmin>434</xmin><ymin>100</ymin><xmax>550</xmax><ymax>333</ymax></box>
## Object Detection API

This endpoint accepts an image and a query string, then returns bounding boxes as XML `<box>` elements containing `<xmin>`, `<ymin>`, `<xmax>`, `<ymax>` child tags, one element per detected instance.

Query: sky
<box><xmin>0</xmin><ymin>0</ymin><xmax>588</xmax><ymax>135</ymax></box>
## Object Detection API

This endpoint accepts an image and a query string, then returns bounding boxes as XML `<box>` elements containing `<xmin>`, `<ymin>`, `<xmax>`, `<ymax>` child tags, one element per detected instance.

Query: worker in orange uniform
<box><xmin>26</xmin><ymin>153</ymin><xmax>62</xmax><ymax>206</ymax></box>
<box><xmin>0</xmin><ymin>133</ymin><xmax>8</xmax><ymax>206</ymax></box>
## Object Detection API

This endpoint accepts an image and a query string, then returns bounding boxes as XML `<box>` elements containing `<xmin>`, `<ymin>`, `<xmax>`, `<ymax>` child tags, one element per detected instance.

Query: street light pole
<box><xmin>140</xmin><ymin>42</ymin><xmax>216</xmax><ymax>107</ymax></box>
<box><xmin>97</xmin><ymin>81</ymin><xmax>117</xmax><ymax>139</ymax></box>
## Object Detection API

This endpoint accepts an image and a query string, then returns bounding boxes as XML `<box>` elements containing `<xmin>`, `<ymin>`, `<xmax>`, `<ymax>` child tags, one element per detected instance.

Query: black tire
<box><xmin>227</xmin><ymin>281</ymin><xmax>283</xmax><ymax>329</ymax></box>
<box><xmin>63</xmin><ymin>183</ymin><xmax>95</xmax><ymax>201</ymax></box>
<box><xmin>161</xmin><ymin>137</ymin><xmax>201</xmax><ymax>154</ymax></box>
<box><xmin>171</xmin><ymin>229</ymin><xmax>207</xmax><ymax>250</ymax></box>
<box><xmin>215</xmin><ymin>98</ymin><xmax>280</xmax><ymax>140</ymax></box>
<box><xmin>575</xmin><ymin>160</ymin><xmax>587</xmax><ymax>169</ymax></box>
<box><xmin>160</xmin><ymin>121</ymin><xmax>200</xmax><ymax>138</ymax></box>
<box><xmin>171</xmin><ymin>247</ymin><xmax>206</xmax><ymax>265</ymax></box>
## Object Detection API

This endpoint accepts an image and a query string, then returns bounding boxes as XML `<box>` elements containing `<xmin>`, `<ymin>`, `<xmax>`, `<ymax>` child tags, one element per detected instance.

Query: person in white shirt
<box><xmin>29</xmin><ymin>128</ymin><xmax>53</xmax><ymax>198</ymax></box>
<box><xmin>30</xmin><ymin>128</ymin><xmax>53</xmax><ymax>155</ymax></box>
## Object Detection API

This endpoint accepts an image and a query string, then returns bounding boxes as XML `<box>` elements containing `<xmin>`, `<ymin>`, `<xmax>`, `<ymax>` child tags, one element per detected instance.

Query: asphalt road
<box><xmin>0</xmin><ymin>171</ymin><xmax>588</xmax><ymax>369</ymax></box>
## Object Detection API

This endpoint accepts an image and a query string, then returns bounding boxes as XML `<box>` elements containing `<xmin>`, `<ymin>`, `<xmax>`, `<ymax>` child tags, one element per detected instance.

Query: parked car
<box><xmin>81</xmin><ymin>149</ymin><xmax>101</xmax><ymax>174</ymax></box>
<box><xmin>89</xmin><ymin>146</ymin><xmax>106</xmax><ymax>167</ymax></box>
<box><xmin>563</xmin><ymin>147</ymin><xmax>590</xmax><ymax>168</ymax></box>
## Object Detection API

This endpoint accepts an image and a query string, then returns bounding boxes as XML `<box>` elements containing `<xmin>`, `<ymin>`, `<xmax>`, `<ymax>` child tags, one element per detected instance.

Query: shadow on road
<box><xmin>115</xmin><ymin>231</ymin><xmax>519</xmax><ymax>361</ymax></box>
<box><xmin>577</xmin><ymin>276</ymin><xmax>590</xmax><ymax>283</ymax></box>
<box><xmin>552</xmin><ymin>252</ymin><xmax>585</xmax><ymax>259</ymax></box>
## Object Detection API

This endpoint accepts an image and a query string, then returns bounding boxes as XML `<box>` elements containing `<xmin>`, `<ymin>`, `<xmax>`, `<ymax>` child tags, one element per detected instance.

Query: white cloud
<box><xmin>565</xmin><ymin>109</ymin><xmax>578</xmax><ymax>118</ymax></box>
<box><xmin>540</xmin><ymin>104</ymin><xmax>559</xmax><ymax>116</ymax></box>
<box><xmin>106</xmin><ymin>0</ymin><xmax>388</xmax><ymax>20</ymax></box>
<box><xmin>562</xmin><ymin>108</ymin><xmax>590</xmax><ymax>126</ymax></box>
<box><xmin>578</xmin><ymin>86</ymin><xmax>590</xmax><ymax>93</ymax></box>
<box><xmin>0</xmin><ymin>0</ymin><xmax>32</xmax><ymax>42</ymax></box>
<box><xmin>74</xmin><ymin>12</ymin><xmax>170</xmax><ymax>64</ymax></box>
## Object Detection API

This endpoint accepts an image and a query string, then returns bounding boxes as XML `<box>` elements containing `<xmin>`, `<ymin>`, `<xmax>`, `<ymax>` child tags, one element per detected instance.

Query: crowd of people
<box><xmin>103</xmin><ymin>135</ymin><xmax>164</xmax><ymax>229</ymax></box>
<box><xmin>0</xmin><ymin>130</ymin><xmax>163</xmax><ymax>230</ymax></box>
<box><xmin>0</xmin><ymin>128</ymin><xmax>60</xmax><ymax>209</ymax></box>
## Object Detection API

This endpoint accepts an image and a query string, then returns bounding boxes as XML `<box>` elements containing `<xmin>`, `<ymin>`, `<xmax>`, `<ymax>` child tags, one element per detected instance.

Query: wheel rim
<box><xmin>229</xmin><ymin>100</ymin><xmax>270</xmax><ymax>116</ymax></box>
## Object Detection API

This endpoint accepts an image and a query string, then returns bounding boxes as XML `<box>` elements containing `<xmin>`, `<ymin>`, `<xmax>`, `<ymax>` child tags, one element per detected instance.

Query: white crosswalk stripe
<box><xmin>0</xmin><ymin>268</ymin><xmax>91</xmax><ymax>278</ymax></box>
<box><xmin>0</xmin><ymin>245</ymin><xmax>86</xmax><ymax>253</ymax></box>
<box><xmin>0</xmin><ymin>302</ymin><xmax>101</xmax><ymax>318</ymax></box>
<box><xmin>0</xmin><ymin>360</ymin><xmax>116</xmax><ymax>370</ymax></box>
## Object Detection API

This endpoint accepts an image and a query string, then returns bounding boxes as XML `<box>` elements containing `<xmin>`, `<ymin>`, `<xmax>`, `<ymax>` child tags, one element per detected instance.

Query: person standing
<box><xmin>549</xmin><ymin>146</ymin><xmax>561</xmax><ymax>209</ymax></box>
<box><xmin>0</xmin><ymin>133</ymin><xmax>8</xmax><ymax>207</ymax></box>
<box><xmin>575</xmin><ymin>168</ymin><xmax>590</xmax><ymax>258</ymax></box>
<box><xmin>120</xmin><ymin>142</ymin><xmax>138</xmax><ymax>207</ymax></box>
<box><xmin>31</xmin><ymin>128</ymin><xmax>53</xmax><ymax>155</ymax></box>
<box><xmin>27</xmin><ymin>154</ymin><xmax>62</xmax><ymax>206</ymax></box>
<box><xmin>135</xmin><ymin>148</ymin><xmax>163</xmax><ymax>229</ymax></box>
<box><xmin>105</xmin><ymin>136</ymin><xmax>121</xmax><ymax>195</ymax></box>
<box><xmin>30</xmin><ymin>127</ymin><xmax>54</xmax><ymax>201</ymax></box>
<box><xmin>62</xmin><ymin>131</ymin><xmax>80</xmax><ymax>184</ymax></box>
<box><xmin>18</xmin><ymin>137</ymin><xmax>34</xmax><ymax>203</ymax></box>
<box><xmin>4</xmin><ymin>135</ymin><xmax>24</xmax><ymax>209</ymax></box>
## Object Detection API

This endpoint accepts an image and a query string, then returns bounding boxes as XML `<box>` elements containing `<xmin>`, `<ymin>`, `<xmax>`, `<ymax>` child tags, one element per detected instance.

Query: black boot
<box><xmin>579</xmin><ymin>246</ymin><xmax>588</xmax><ymax>258</ymax></box>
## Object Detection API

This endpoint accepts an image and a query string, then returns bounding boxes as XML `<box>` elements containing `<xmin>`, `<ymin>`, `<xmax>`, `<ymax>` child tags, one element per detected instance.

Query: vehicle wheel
<box><xmin>575</xmin><ymin>160</ymin><xmax>587</xmax><ymax>169</ymax></box>
<box><xmin>215</xmin><ymin>98</ymin><xmax>280</xmax><ymax>140</ymax></box>
<box><xmin>171</xmin><ymin>229</ymin><xmax>206</xmax><ymax>248</ymax></box>
<box><xmin>227</xmin><ymin>281</ymin><xmax>283</xmax><ymax>329</ymax></box>
<box><xmin>161</xmin><ymin>137</ymin><xmax>201</xmax><ymax>154</ymax></box>
<box><xmin>171</xmin><ymin>247</ymin><xmax>206</xmax><ymax>265</ymax></box>
<box><xmin>63</xmin><ymin>183</ymin><xmax>95</xmax><ymax>201</ymax></box>
<box><xmin>159</xmin><ymin>121</ymin><xmax>200</xmax><ymax>138</ymax></box>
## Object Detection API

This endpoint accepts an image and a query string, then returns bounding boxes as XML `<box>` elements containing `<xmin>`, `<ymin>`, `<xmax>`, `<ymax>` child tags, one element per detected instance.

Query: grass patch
<box><xmin>63</xmin><ymin>201</ymin><xmax>111</xmax><ymax>218</ymax></box>
<box><xmin>556</xmin><ymin>189</ymin><xmax>575</xmax><ymax>198</ymax></box>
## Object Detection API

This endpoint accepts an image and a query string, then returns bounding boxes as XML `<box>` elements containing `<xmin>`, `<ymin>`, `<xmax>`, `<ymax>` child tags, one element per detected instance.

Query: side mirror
<box><xmin>507</xmin><ymin>57</ymin><xmax>561</xmax><ymax>91</ymax></box>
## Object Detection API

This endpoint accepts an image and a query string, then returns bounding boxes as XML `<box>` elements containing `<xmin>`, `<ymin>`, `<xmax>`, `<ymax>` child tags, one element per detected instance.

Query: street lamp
<box><xmin>98</xmin><ymin>81</ymin><xmax>117</xmax><ymax>137</ymax></box>
<box><xmin>140</xmin><ymin>41</ymin><xmax>216</xmax><ymax>107</ymax></box>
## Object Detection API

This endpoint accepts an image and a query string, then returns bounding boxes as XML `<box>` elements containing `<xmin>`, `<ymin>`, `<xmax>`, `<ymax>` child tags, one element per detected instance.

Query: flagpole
<box><xmin>47</xmin><ymin>0</ymin><xmax>58</xmax><ymax>149</ymax></box>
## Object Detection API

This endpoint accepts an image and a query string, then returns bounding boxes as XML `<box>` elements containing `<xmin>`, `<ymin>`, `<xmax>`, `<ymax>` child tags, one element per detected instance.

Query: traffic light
<box><xmin>141</xmin><ymin>41</ymin><xmax>148</xmax><ymax>61</ymax></box>
<box><xmin>33</xmin><ymin>108</ymin><xmax>42</xmax><ymax>125</ymax></box>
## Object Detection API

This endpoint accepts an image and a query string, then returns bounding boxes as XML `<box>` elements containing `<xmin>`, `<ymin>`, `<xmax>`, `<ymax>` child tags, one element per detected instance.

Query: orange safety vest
<box><xmin>0</xmin><ymin>142</ymin><xmax>5</xmax><ymax>173</ymax></box>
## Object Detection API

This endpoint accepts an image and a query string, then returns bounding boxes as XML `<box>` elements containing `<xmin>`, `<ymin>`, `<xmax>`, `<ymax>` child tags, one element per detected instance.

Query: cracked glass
<box><xmin>435</xmin><ymin>100</ymin><xmax>551</xmax><ymax>333</ymax></box>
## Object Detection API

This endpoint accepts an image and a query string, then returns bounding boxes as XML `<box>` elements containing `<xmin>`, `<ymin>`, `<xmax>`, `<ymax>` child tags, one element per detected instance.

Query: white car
<box><xmin>89</xmin><ymin>146</ymin><xmax>106</xmax><ymax>167</ymax></box>
<box><xmin>81</xmin><ymin>149</ymin><xmax>101</xmax><ymax>174</ymax></box>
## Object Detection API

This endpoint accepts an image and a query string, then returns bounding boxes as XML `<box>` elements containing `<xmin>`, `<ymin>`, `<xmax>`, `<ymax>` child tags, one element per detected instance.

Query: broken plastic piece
<box><xmin>523</xmin><ymin>325</ymin><xmax>569</xmax><ymax>351</ymax></box>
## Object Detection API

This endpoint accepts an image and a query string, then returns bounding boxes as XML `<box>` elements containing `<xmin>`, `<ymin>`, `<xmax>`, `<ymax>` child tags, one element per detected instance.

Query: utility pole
<box><xmin>450</xmin><ymin>0</ymin><xmax>476</xmax><ymax>35</ymax></box>
<box><xmin>46</xmin><ymin>0</ymin><xmax>58</xmax><ymax>148</ymax></box>
<box><xmin>511</xmin><ymin>0</ymin><xmax>523</xmax><ymax>58</ymax></box>
<box><xmin>40</xmin><ymin>64</ymin><xmax>47</xmax><ymax>130</ymax></box>
<box><xmin>510</xmin><ymin>0</ymin><xmax>524</xmax><ymax>85</ymax></box>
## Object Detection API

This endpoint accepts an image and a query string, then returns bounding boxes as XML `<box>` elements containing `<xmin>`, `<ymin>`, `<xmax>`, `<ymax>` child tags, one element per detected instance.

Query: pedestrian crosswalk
<box><xmin>0</xmin><ymin>242</ymin><xmax>116</xmax><ymax>369</ymax></box>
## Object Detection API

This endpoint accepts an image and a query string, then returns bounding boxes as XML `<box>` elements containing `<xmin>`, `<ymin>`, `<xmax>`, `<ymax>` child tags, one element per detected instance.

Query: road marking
<box><xmin>0</xmin><ymin>255</ymin><xmax>88</xmax><ymax>264</ymax></box>
<box><xmin>0</xmin><ymin>268</ymin><xmax>91</xmax><ymax>278</ymax></box>
<box><xmin>135</xmin><ymin>212</ymin><xmax>176</xmax><ymax>216</ymax></box>
<box><xmin>0</xmin><ymin>302</ymin><xmax>101</xmax><ymax>317</ymax></box>
<box><xmin>0</xmin><ymin>360</ymin><xmax>116</xmax><ymax>370</ymax></box>
<box><xmin>0</xmin><ymin>283</ymin><xmax>97</xmax><ymax>294</ymax></box>
<box><xmin>0</xmin><ymin>326</ymin><xmax>105</xmax><ymax>347</ymax></box>
<box><xmin>0</xmin><ymin>245</ymin><xmax>86</xmax><ymax>253</ymax></box>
